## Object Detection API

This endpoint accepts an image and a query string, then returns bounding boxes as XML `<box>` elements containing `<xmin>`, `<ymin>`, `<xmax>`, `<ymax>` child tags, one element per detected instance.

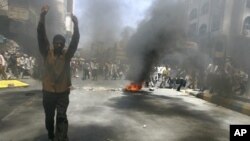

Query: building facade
<box><xmin>186</xmin><ymin>0</ymin><xmax>250</xmax><ymax>69</ymax></box>
<box><xmin>0</xmin><ymin>0</ymin><xmax>74</xmax><ymax>55</ymax></box>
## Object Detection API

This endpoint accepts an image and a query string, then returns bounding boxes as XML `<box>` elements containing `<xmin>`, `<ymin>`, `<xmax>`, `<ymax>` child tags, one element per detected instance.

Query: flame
<box><xmin>125</xmin><ymin>83</ymin><xmax>142</xmax><ymax>92</ymax></box>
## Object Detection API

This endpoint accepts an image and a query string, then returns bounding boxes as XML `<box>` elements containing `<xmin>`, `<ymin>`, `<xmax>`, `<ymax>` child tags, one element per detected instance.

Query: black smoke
<box><xmin>126</xmin><ymin>0</ymin><xmax>187</xmax><ymax>83</ymax></box>
<box><xmin>76</xmin><ymin>0</ymin><xmax>122</xmax><ymax>48</ymax></box>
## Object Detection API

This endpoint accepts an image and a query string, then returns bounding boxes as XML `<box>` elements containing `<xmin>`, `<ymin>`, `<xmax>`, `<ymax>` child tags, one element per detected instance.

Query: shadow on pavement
<box><xmin>0</xmin><ymin>90</ymin><xmax>43</xmax><ymax>131</ymax></box>
<box><xmin>69</xmin><ymin>124</ymin><xmax>120</xmax><ymax>141</ymax></box>
<box><xmin>109</xmin><ymin>92</ymin><xmax>217</xmax><ymax>123</ymax></box>
<box><xmin>33</xmin><ymin>124</ymin><xmax>120</xmax><ymax>141</ymax></box>
<box><xmin>32</xmin><ymin>134</ymin><xmax>48</xmax><ymax>141</ymax></box>
<box><xmin>0</xmin><ymin>89</ymin><xmax>42</xmax><ymax>111</ymax></box>
<box><xmin>108</xmin><ymin>92</ymin><xmax>227</xmax><ymax>141</ymax></box>
<box><xmin>1</xmin><ymin>88</ymin><xmax>228</xmax><ymax>141</ymax></box>
<box><xmin>0</xmin><ymin>89</ymin><xmax>42</xmax><ymax>97</ymax></box>
<box><xmin>177</xmin><ymin>127</ymin><xmax>227</xmax><ymax>141</ymax></box>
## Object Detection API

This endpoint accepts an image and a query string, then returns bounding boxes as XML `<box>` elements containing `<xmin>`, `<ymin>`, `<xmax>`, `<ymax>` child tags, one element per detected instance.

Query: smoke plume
<box><xmin>76</xmin><ymin>0</ymin><xmax>122</xmax><ymax>48</ymax></box>
<box><xmin>126</xmin><ymin>0</ymin><xmax>187</xmax><ymax>83</ymax></box>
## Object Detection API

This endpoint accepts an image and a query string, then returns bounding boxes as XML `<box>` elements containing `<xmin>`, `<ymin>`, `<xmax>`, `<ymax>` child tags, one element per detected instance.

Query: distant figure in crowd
<box><xmin>85</xmin><ymin>61</ymin><xmax>91</xmax><ymax>79</ymax></box>
<box><xmin>157</xmin><ymin>66</ymin><xmax>165</xmax><ymax>81</ymax></box>
<box><xmin>103</xmin><ymin>62</ymin><xmax>109</xmax><ymax>80</ymax></box>
<box><xmin>8</xmin><ymin>53</ymin><xmax>18</xmax><ymax>78</ymax></box>
<box><xmin>205</xmin><ymin>63</ymin><xmax>218</xmax><ymax>92</ymax></box>
<box><xmin>71</xmin><ymin>59</ymin><xmax>79</xmax><ymax>78</ymax></box>
<box><xmin>160</xmin><ymin>66</ymin><xmax>170</xmax><ymax>88</ymax></box>
<box><xmin>91</xmin><ymin>60</ymin><xmax>98</xmax><ymax>80</ymax></box>
<box><xmin>37</xmin><ymin>5</ymin><xmax>79</xmax><ymax>141</ymax></box>
<box><xmin>176</xmin><ymin>68</ymin><xmax>187</xmax><ymax>91</ymax></box>
<box><xmin>82</xmin><ymin>61</ymin><xmax>89</xmax><ymax>80</ymax></box>
<box><xmin>0</xmin><ymin>52</ymin><xmax>8</xmax><ymax>80</ymax></box>
<box><xmin>111</xmin><ymin>63</ymin><xmax>118</xmax><ymax>80</ymax></box>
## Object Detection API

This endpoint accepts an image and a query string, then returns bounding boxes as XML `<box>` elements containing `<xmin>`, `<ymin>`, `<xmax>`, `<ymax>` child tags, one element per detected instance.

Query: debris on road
<box><xmin>149</xmin><ymin>88</ymin><xmax>155</xmax><ymax>91</ymax></box>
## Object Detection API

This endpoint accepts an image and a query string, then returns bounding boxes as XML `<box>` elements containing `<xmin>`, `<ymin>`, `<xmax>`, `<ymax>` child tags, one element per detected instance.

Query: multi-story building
<box><xmin>0</xmin><ymin>0</ymin><xmax>74</xmax><ymax>55</ymax></box>
<box><xmin>186</xmin><ymin>0</ymin><xmax>250</xmax><ymax>69</ymax></box>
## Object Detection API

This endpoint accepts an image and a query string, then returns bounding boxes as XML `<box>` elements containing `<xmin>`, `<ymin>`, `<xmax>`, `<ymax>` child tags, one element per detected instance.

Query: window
<box><xmin>215</xmin><ymin>42</ymin><xmax>223</xmax><ymax>52</ymax></box>
<box><xmin>210</xmin><ymin>0</ymin><xmax>225</xmax><ymax>32</ymax></box>
<box><xmin>199</xmin><ymin>24</ymin><xmax>207</xmax><ymax>35</ymax></box>
<box><xmin>243</xmin><ymin>17</ymin><xmax>250</xmax><ymax>35</ymax></box>
<box><xmin>243</xmin><ymin>17</ymin><xmax>250</xmax><ymax>30</ymax></box>
<box><xmin>188</xmin><ymin>23</ymin><xmax>197</xmax><ymax>36</ymax></box>
<box><xmin>247</xmin><ymin>0</ymin><xmax>250</xmax><ymax>8</ymax></box>
<box><xmin>190</xmin><ymin>9</ymin><xmax>197</xmax><ymax>20</ymax></box>
<box><xmin>211</xmin><ymin>14</ymin><xmax>221</xmax><ymax>32</ymax></box>
<box><xmin>201</xmin><ymin>3</ymin><xmax>209</xmax><ymax>16</ymax></box>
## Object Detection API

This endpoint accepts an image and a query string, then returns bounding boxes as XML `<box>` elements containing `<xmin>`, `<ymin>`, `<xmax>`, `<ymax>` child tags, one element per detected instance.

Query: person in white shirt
<box><xmin>111</xmin><ymin>63</ymin><xmax>118</xmax><ymax>80</ymax></box>
<box><xmin>91</xmin><ymin>60</ymin><xmax>98</xmax><ymax>80</ymax></box>
<box><xmin>0</xmin><ymin>53</ymin><xmax>8</xmax><ymax>80</ymax></box>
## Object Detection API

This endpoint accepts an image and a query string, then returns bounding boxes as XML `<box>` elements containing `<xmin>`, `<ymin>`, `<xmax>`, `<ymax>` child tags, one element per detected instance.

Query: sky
<box><xmin>73</xmin><ymin>0</ymin><xmax>154</xmax><ymax>29</ymax></box>
<box><xmin>119</xmin><ymin>0</ymin><xmax>154</xmax><ymax>28</ymax></box>
<box><xmin>73</xmin><ymin>0</ymin><xmax>155</xmax><ymax>47</ymax></box>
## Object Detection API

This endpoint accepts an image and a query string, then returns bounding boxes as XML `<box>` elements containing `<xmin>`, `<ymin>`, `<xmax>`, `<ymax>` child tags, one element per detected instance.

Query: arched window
<box><xmin>211</xmin><ymin>15</ymin><xmax>221</xmax><ymax>32</ymax></box>
<box><xmin>190</xmin><ymin>9</ymin><xmax>197</xmax><ymax>20</ymax></box>
<box><xmin>201</xmin><ymin>3</ymin><xmax>209</xmax><ymax>16</ymax></box>
<box><xmin>215</xmin><ymin>42</ymin><xmax>223</xmax><ymax>51</ymax></box>
<box><xmin>247</xmin><ymin>0</ymin><xmax>250</xmax><ymax>8</ymax></box>
<box><xmin>188</xmin><ymin>23</ymin><xmax>197</xmax><ymax>36</ymax></box>
<box><xmin>243</xmin><ymin>17</ymin><xmax>250</xmax><ymax>31</ymax></box>
<box><xmin>199</xmin><ymin>24</ymin><xmax>207</xmax><ymax>35</ymax></box>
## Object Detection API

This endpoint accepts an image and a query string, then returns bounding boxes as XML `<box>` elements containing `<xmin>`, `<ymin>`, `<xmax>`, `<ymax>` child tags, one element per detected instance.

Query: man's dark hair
<box><xmin>53</xmin><ymin>34</ymin><xmax>66</xmax><ymax>44</ymax></box>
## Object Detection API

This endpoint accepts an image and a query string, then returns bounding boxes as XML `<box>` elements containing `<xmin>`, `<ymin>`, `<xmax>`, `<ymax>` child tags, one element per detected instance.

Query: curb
<box><xmin>185</xmin><ymin>90</ymin><xmax>250</xmax><ymax>116</ymax></box>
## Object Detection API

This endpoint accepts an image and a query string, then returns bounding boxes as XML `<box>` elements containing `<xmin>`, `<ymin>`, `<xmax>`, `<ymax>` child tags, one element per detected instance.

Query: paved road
<box><xmin>0</xmin><ymin>78</ymin><xmax>250</xmax><ymax>141</ymax></box>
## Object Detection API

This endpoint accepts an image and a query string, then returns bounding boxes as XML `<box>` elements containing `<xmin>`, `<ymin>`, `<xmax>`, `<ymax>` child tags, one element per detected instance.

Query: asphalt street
<box><xmin>0</xmin><ymin>78</ymin><xmax>250</xmax><ymax>141</ymax></box>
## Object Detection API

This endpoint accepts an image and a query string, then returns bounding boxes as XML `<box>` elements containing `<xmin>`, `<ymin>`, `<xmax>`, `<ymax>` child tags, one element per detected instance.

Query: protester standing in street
<box><xmin>91</xmin><ymin>60</ymin><xmax>98</xmax><ymax>80</ymax></box>
<box><xmin>8</xmin><ymin>53</ymin><xmax>18</xmax><ymax>78</ymax></box>
<box><xmin>160</xmin><ymin>66</ymin><xmax>170</xmax><ymax>88</ymax></box>
<box><xmin>82</xmin><ymin>61</ymin><xmax>87</xmax><ymax>80</ymax></box>
<box><xmin>37</xmin><ymin>5</ymin><xmax>80</xmax><ymax>141</ymax></box>
<box><xmin>86</xmin><ymin>61</ymin><xmax>91</xmax><ymax>79</ymax></box>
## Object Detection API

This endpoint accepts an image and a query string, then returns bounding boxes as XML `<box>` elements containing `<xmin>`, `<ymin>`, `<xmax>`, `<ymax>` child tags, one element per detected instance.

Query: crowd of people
<box><xmin>145</xmin><ymin>65</ymin><xmax>187</xmax><ymax>91</ymax></box>
<box><xmin>1</xmin><ymin>51</ymin><xmax>130</xmax><ymax>81</ymax></box>
<box><xmin>146</xmin><ymin>57</ymin><xmax>249</xmax><ymax>97</ymax></box>
<box><xmin>204</xmin><ymin>58</ymin><xmax>249</xmax><ymax>97</ymax></box>
<box><xmin>70</xmin><ymin>58</ymin><xmax>129</xmax><ymax>81</ymax></box>
<box><xmin>1</xmin><ymin>49</ymin><xmax>249</xmax><ymax>98</ymax></box>
<box><xmin>0</xmin><ymin>51</ymin><xmax>36</xmax><ymax>80</ymax></box>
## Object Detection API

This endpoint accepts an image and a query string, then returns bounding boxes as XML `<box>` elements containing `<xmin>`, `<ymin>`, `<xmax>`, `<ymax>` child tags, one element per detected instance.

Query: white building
<box><xmin>185</xmin><ymin>0</ymin><xmax>250</xmax><ymax>61</ymax></box>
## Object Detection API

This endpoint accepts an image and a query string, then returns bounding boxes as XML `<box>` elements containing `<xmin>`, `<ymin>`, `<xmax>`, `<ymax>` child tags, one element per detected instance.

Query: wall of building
<box><xmin>185</xmin><ymin>0</ymin><xmax>250</xmax><ymax>71</ymax></box>
<box><xmin>0</xmin><ymin>0</ymin><xmax>71</xmax><ymax>55</ymax></box>
<box><xmin>242</xmin><ymin>0</ymin><xmax>250</xmax><ymax>37</ymax></box>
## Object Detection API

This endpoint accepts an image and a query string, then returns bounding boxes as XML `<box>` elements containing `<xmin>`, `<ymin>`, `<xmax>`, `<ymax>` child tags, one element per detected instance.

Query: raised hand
<box><xmin>41</xmin><ymin>5</ymin><xmax>49</xmax><ymax>16</ymax></box>
<box><xmin>71</xmin><ymin>14</ymin><xmax>78</xmax><ymax>25</ymax></box>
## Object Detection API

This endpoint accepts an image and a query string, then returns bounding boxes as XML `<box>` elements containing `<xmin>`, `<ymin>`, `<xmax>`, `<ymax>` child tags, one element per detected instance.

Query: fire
<box><xmin>125</xmin><ymin>82</ymin><xmax>142</xmax><ymax>92</ymax></box>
